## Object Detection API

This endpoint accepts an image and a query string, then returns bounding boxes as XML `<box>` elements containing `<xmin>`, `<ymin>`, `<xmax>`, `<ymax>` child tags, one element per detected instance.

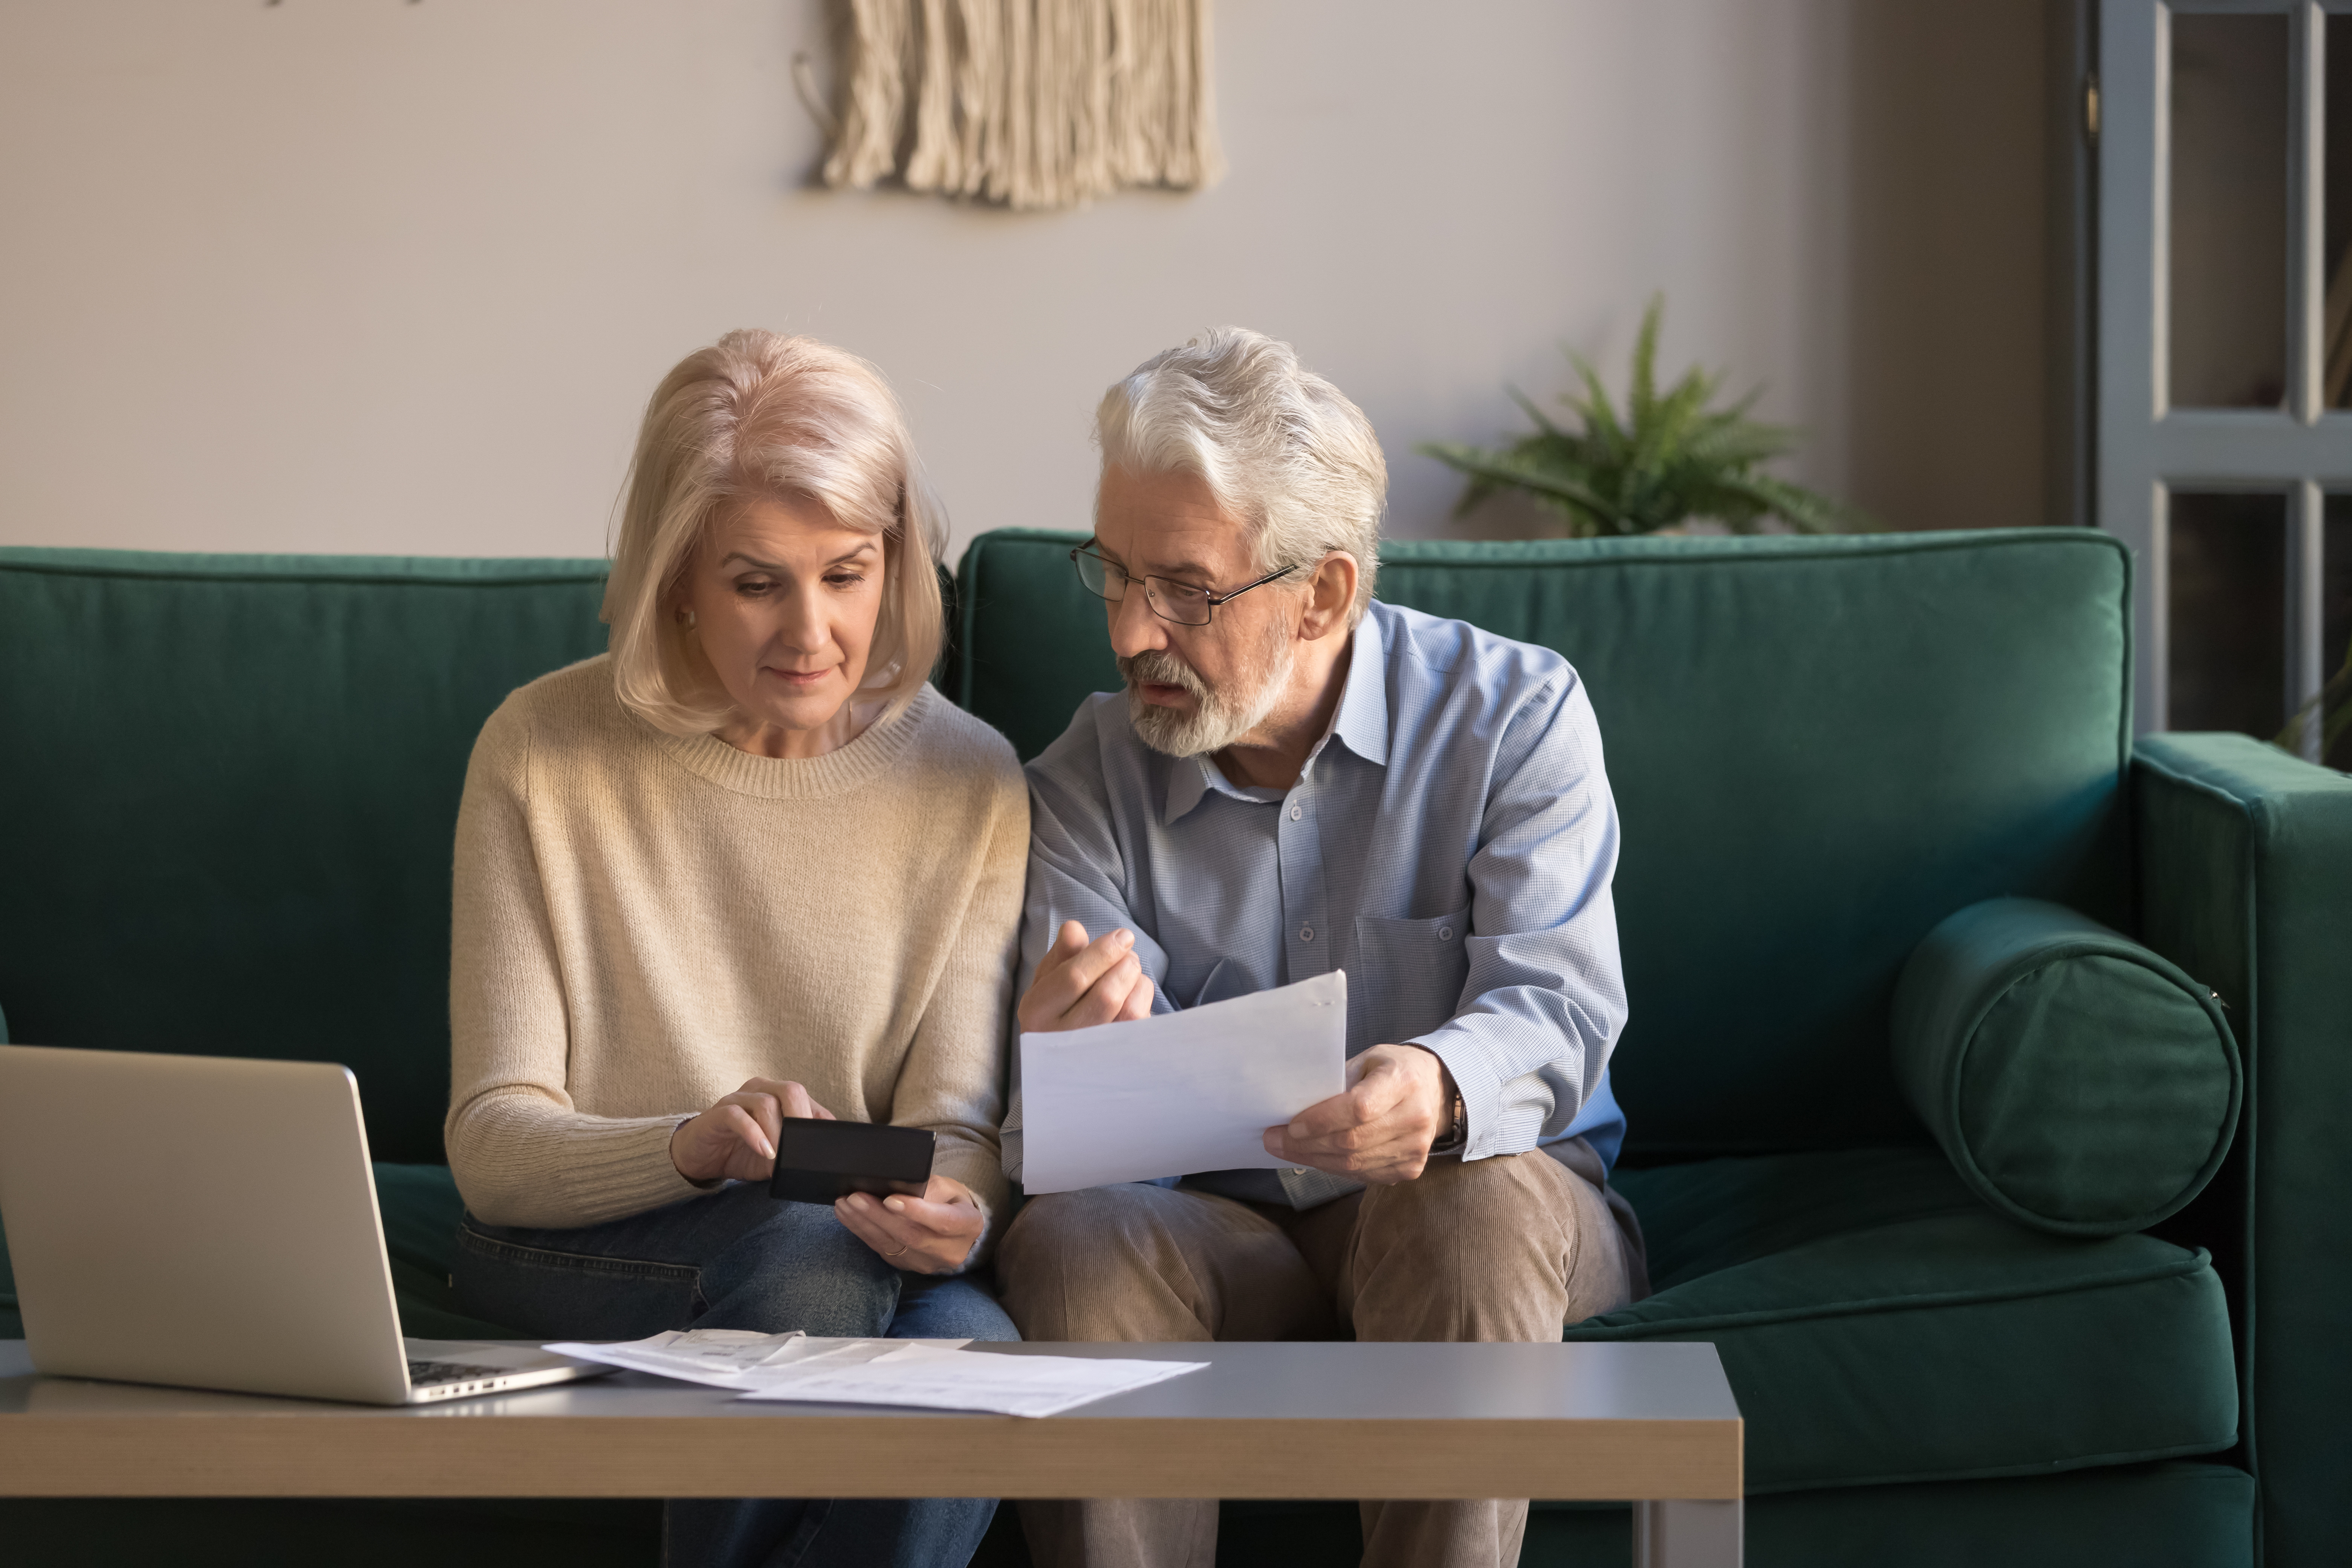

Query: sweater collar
<box><xmin>653</xmin><ymin>683</ymin><xmax>934</xmax><ymax>800</ymax></box>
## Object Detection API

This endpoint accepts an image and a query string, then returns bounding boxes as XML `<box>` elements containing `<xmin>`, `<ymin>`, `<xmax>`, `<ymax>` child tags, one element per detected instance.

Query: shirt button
<box><xmin>1439</xmin><ymin>926</ymin><xmax>1454</xmax><ymax>941</ymax></box>
<box><xmin>1288</xmin><ymin>804</ymin><xmax>1303</xmax><ymax>821</ymax></box>
<box><xmin>1300</xmin><ymin>925</ymin><xmax>1315</xmax><ymax>942</ymax></box>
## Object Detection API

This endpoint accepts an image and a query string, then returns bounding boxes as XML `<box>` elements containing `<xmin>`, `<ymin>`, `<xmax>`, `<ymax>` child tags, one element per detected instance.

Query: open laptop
<box><xmin>0</xmin><ymin>1044</ymin><xmax>608</xmax><ymax>1406</ymax></box>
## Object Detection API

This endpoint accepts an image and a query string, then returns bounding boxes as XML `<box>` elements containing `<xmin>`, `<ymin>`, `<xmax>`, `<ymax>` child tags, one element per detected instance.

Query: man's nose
<box><xmin>1106</xmin><ymin>585</ymin><xmax>1166</xmax><ymax>660</ymax></box>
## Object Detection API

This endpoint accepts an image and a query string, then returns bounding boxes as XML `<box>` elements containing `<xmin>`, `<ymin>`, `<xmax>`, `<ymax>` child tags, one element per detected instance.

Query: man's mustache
<box><xmin>1119</xmin><ymin>649</ymin><xmax>1210</xmax><ymax>701</ymax></box>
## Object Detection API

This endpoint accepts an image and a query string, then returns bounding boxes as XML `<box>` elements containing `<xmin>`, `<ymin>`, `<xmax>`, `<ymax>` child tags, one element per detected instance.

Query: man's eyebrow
<box><xmin>1098</xmin><ymin>543</ymin><xmax>1216</xmax><ymax>580</ymax></box>
<box><xmin>1150</xmin><ymin>558</ymin><xmax>1218</xmax><ymax>582</ymax></box>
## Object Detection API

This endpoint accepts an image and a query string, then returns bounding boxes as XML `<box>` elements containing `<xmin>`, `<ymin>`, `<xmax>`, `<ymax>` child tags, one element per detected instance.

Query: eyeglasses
<box><xmin>1070</xmin><ymin>543</ymin><xmax>1297</xmax><ymax>627</ymax></box>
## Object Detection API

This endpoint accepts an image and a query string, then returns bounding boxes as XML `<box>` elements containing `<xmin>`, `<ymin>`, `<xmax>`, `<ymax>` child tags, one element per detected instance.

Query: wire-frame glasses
<box><xmin>1069</xmin><ymin>542</ymin><xmax>1297</xmax><ymax>626</ymax></box>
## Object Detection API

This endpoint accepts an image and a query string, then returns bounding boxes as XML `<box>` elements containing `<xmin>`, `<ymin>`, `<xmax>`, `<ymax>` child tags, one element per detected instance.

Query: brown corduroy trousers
<box><xmin>995</xmin><ymin>1142</ymin><xmax>1642</xmax><ymax>1568</ymax></box>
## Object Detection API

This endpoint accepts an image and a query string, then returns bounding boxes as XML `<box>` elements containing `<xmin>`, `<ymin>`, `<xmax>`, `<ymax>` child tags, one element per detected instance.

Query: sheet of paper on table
<box><xmin>542</xmin><ymin>1329</ymin><xmax>971</xmax><ymax>1391</ymax></box>
<box><xmin>735</xmin><ymin>1343</ymin><xmax>1209</xmax><ymax>1418</ymax></box>
<box><xmin>544</xmin><ymin>1330</ymin><xmax>1208</xmax><ymax>1417</ymax></box>
<box><xmin>1018</xmin><ymin>969</ymin><xmax>1348</xmax><ymax>1194</ymax></box>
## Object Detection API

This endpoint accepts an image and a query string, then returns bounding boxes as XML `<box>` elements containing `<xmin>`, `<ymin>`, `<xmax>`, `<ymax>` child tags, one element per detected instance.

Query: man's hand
<box><xmin>1262</xmin><ymin>1044</ymin><xmax>1453</xmax><ymax>1185</ymax></box>
<box><xmin>834</xmin><ymin>1175</ymin><xmax>986</xmax><ymax>1275</ymax></box>
<box><xmin>1017</xmin><ymin>919</ymin><xmax>1156</xmax><ymax>1033</ymax></box>
<box><xmin>669</xmin><ymin>1077</ymin><xmax>835</xmax><ymax>1185</ymax></box>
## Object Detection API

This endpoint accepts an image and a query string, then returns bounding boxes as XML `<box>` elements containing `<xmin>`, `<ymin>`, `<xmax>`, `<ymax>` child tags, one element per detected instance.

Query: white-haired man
<box><xmin>995</xmin><ymin>329</ymin><xmax>1645</xmax><ymax>1568</ymax></box>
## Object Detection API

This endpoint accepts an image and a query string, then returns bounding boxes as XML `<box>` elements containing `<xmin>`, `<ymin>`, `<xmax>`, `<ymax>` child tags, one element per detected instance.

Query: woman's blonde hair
<box><xmin>602</xmin><ymin>330</ymin><xmax>947</xmax><ymax>736</ymax></box>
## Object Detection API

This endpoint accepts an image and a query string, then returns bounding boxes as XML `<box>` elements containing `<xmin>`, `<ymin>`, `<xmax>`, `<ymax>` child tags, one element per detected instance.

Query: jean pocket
<box><xmin>454</xmin><ymin>1222</ymin><xmax>703</xmax><ymax>1340</ymax></box>
<box><xmin>456</xmin><ymin>1224</ymin><xmax>700</xmax><ymax>1284</ymax></box>
<box><xmin>1351</xmin><ymin>906</ymin><xmax>1472</xmax><ymax>1043</ymax></box>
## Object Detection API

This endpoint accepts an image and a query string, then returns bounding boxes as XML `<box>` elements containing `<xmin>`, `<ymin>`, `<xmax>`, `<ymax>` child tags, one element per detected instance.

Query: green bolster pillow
<box><xmin>1891</xmin><ymin>896</ymin><xmax>2241</xmax><ymax>1237</ymax></box>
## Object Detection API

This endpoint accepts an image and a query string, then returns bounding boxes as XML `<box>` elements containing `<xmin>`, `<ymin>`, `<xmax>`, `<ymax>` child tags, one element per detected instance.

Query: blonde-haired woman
<box><xmin>447</xmin><ymin>331</ymin><xmax>1024</xmax><ymax>1568</ymax></box>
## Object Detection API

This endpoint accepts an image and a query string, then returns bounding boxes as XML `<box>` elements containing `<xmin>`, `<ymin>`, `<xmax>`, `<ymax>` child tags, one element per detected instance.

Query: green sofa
<box><xmin>2</xmin><ymin>528</ymin><xmax>2345</xmax><ymax>1566</ymax></box>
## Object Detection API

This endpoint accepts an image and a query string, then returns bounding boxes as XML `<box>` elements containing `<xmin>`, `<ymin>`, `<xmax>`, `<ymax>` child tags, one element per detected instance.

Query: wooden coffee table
<box><xmin>0</xmin><ymin>1338</ymin><xmax>1743</xmax><ymax>1566</ymax></box>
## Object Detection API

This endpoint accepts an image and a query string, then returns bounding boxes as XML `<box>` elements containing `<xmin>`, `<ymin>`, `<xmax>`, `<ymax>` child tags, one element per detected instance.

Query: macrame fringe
<box><xmin>822</xmin><ymin>0</ymin><xmax>1223</xmax><ymax>211</ymax></box>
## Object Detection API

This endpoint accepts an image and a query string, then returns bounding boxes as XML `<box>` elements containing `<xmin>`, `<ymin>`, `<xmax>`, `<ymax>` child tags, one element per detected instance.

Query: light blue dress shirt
<box><xmin>1001</xmin><ymin>599</ymin><xmax>1628</xmax><ymax>1207</ymax></box>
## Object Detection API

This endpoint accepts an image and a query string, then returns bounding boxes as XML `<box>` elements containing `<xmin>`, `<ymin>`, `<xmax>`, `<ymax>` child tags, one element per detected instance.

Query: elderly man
<box><xmin>996</xmin><ymin>328</ymin><xmax>1645</xmax><ymax>1568</ymax></box>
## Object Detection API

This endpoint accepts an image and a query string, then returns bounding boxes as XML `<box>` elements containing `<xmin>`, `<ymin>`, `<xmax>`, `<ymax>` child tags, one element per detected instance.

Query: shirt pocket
<box><xmin>1350</xmin><ymin>906</ymin><xmax>1472</xmax><ymax>1045</ymax></box>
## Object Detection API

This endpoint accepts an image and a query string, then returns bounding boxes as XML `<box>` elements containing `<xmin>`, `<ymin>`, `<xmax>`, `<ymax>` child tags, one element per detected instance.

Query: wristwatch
<box><xmin>1429</xmin><ymin>1081</ymin><xmax>1467</xmax><ymax>1156</ymax></box>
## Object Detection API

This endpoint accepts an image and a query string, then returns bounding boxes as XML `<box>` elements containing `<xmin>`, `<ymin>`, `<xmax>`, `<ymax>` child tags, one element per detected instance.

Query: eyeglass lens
<box><xmin>1147</xmin><ymin>581</ymin><xmax>1210</xmax><ymax>623</ymax></box>
<box><xmin>1074</xmin><ymin>549</ymin><xmax>1216</xmax><ymax>626</ymax></box>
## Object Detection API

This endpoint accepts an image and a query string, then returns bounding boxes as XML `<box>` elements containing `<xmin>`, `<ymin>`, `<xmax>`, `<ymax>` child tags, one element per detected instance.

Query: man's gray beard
<box><xmin>1121</xmin><ymin>633</ymin><xmax>1294</xmax><ymax>758</ymax></box>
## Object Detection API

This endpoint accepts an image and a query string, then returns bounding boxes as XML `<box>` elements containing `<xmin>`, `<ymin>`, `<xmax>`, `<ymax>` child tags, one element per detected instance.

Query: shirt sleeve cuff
<box><xmin>1408</xmin><ymin>1030</ymin><xmax>1510</xmax><ymax>1162</ymax></box>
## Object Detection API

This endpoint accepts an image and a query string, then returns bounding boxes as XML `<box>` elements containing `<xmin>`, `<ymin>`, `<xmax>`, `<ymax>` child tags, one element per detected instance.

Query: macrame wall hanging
<box><xmin>813</xmin><ymin>0</ymin><xmax>1223</xmax><ymax>212</ymax></box>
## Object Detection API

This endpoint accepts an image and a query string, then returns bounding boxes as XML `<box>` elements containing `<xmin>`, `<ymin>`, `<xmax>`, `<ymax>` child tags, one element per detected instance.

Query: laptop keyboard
<box><xmin>407</xmin><ymin>1358</ymin><xmax>504</xmax><ymax>1386</ymax></box>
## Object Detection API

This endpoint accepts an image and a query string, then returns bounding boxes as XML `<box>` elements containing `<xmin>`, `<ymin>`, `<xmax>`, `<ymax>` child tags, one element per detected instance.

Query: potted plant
<box><xmin>2277</xmin><ymin>636</ymin><xmax>2352</xmax><ymax>772</ymax></box>
<box><xmin>1421</xmin><ymin>295</ymin><xmax>1864</xmax><ymax>537</ymax></box>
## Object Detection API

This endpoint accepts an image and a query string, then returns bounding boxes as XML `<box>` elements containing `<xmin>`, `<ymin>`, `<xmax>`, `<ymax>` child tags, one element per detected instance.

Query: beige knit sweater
<box><xmin>445</xmin><ymin>656</ymin><xmax>1025</xmax><ymax>1251</ymax></box>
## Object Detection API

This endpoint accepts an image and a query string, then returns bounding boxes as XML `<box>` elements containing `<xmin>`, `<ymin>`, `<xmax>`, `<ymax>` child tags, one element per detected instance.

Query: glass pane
<box><xmin>2323</xmin><ymin>497</ymin><xmax>2352</xmax><ymax>767</ymax></box>
<box><xmin>2169</xmin><ymin>14</ymin><xmax>2289</xmax><ymax>410</ymax></box>
<box><xmin>2169</xmin><ymin>491</ymin><xmax>2287</xmax><ymax>735</ymax></box>
<box><xmin>2328</xmin><ymin>17</ymin><xmax>2352</xmax><ymax>407</ymax></box>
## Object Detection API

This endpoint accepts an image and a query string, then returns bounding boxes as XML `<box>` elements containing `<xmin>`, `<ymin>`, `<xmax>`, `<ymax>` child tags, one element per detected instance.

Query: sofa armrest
<box><xmin>2133</xmin><ymin>732</ymin><xmax>2352</xmax><ymax>1568</ymax></box>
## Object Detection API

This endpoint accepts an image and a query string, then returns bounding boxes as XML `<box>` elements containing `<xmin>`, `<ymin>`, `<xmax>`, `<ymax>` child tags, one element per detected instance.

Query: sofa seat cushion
<box><xmin>1582</xmin><ymin>1150</ymin><xmax>2239</xmax><ymax>1492</ymax></box>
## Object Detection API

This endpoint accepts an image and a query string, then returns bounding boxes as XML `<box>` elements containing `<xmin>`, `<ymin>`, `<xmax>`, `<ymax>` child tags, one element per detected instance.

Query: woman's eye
<box><xmin>733</xmin><ymin>579</ymin><xmax>774</xmax><ymax>596</ymax></box>
<box><xmin>825</xmin><ymin>572</ymin><xmax>867</xmax><ymax>589</ymax></box>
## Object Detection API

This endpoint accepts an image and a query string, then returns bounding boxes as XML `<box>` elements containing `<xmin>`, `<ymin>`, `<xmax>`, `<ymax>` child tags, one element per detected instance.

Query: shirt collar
<box><xmin>1163</xmin><ymin>749</ymin><xmax>1214</xmax><ymax>825</ymax></box>
<box><xmin>1329</xmin><ymin>604</ymin><xmax>1392</xmax><ymax>768</ymax></box>
<box><xmin>1159</xmin><ymin>608</ymin><xmax>1392</xmax><ymax>826</ymax></box>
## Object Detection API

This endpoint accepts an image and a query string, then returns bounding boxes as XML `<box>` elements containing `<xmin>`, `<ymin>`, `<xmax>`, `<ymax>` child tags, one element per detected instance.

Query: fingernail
<box><xmin>1115</xmin><ymin>929</ymin><xmax>1134</xmax><ymax>946</ymax></box>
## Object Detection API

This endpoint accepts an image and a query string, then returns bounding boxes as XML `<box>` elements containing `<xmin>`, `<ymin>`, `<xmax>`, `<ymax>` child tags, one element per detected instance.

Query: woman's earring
<box><xmin>675</xmin><ymin>606</ymin><xmax>698</xmax><ymax>629</ymax></box>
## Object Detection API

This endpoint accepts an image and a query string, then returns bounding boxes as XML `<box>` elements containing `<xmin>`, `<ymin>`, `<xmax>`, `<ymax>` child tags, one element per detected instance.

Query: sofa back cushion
<box><xmin>953</xmin><ymin>528</ymin><xmax>2133</xmax><ymax>1158</ymax></box>
<box><xmin>0</xmin><ymin>548</ymin><xmax>609</xmax><ymax>1162</ymax></box>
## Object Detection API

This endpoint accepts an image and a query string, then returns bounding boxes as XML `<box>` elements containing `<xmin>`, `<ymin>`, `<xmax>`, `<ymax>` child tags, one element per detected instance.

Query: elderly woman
<box><xmin>446</xmin><ymin>331</ymin><xmax>1025</xmax><ymax>1568</ymax></box>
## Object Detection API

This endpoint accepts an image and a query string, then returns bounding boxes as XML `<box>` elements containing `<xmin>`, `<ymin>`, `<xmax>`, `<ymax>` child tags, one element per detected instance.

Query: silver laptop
<box><xmin>0</xmin><ymin>1044</ymin><xmax>608</xmax><ymax>1406</ymax></box>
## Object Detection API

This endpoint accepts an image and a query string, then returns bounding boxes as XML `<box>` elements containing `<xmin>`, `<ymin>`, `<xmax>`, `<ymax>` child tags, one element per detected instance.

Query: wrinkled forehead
<box><xmin>703</xmin><ymin>492</ymin><xmax>884</xmax><ymax>564</ymax></box>
<box><xmin>1094</xmin><ymin>464</ymin><xmax>1254</xmax><ymax>580</ymax></box>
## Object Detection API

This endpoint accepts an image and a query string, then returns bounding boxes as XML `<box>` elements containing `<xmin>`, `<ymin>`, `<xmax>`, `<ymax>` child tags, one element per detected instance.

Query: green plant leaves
<box><xmin>2274</xmin><ymin>632</ymin><xmax>2352</xmax><ymax>770</ymax></box>
<box><xmin>1419</xmin><ymin>293</ymin><xmax>1866</xmax><ymax>539</ymax></box>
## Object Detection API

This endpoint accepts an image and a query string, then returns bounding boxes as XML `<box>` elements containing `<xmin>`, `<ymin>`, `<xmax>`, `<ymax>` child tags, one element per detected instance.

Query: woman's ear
<box><xmin>1299</xmin><ymin>552</ymin><xmax>1359</xmax><ymax>641</ymax></box>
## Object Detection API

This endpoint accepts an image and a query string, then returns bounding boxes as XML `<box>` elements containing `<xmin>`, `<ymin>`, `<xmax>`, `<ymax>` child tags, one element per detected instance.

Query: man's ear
<box><xmin>1298</xmin><ymin>552</ymin><xmax>1359</xmax><ymax>641</ymax></box>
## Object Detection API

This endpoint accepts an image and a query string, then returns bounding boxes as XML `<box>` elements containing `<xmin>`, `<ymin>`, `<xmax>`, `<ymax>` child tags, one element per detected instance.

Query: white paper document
<box><xmin>541</xmin><ymin>1329</ymin><xmax>971</xmax><ymax>1391</ymax></box>
<box><xmin>736</xmin><ymin>1343</ymin><xmax>1208</xmax><ymax>1418</ymax></box>
<box><xmin>1018</xmin><ymin>970</ymin><xmax>1349</xmax><ymax>1194</ymax></box>
<box><xmin>542</xmin><ymin>1331</ymin><xmax>1207</xmax><ymax>1417</ymax></box>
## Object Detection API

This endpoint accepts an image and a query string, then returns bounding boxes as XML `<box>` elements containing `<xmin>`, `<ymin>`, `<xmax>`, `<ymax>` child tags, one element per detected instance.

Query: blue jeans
<box><xmin>453</xmin><ymin>1180</ymin><xmax>1015</xmax><ymax>1568</ymax></box>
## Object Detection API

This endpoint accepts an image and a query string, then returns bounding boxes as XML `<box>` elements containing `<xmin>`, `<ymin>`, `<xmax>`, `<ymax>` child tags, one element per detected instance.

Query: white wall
<box><xmin>0</xmin><ymin>0</ymin><xmax>2051</xmax><ymax>562</ymax></box>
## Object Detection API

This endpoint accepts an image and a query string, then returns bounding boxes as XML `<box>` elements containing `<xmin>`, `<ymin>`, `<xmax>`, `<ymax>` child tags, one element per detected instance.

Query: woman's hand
<box><xmin>833</xmin><ymin>1174</ymin><xmax>984</xmax><ymax>1275</ymax></box>
<box><xmin>670</xmin><ymin>1077</ymin><xmax>834</xmax><ymax>1185</ymax></box>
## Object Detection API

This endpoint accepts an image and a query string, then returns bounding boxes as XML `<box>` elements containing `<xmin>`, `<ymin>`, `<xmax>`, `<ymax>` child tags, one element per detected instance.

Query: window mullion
<box><xmin>2290</xmin><ymin>478</ymin><xmax>2327</xmax><ymax>753</ymax></box>
<box><xmin>2294</xmin><ymin>2</ymin><xmax>2326</xmax><ymax>420</ymax></box>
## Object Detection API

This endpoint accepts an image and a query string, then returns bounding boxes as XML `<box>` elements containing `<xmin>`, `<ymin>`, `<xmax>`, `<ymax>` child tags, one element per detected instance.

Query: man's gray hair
<box><xmin>1095</xmin><ymin>328</ymin><xmax>1386</xmax><ymax>622</ymax></box>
